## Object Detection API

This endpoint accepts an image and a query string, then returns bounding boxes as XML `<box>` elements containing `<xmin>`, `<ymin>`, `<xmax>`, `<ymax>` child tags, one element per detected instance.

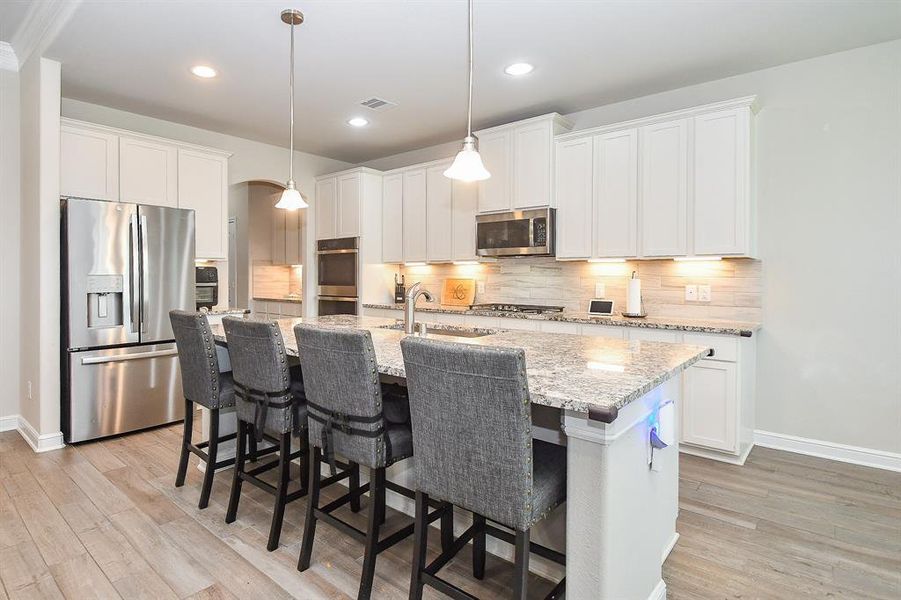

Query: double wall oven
<box><xmin>317</xmin><ymin>237</ymin><xmax>358</xmax><ymax>315</ymax></box>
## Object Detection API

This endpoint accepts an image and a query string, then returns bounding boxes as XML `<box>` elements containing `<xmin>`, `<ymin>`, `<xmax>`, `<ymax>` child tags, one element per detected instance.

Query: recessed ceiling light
<box><xmin>190</xmin><ymin>65</ymin><xmax>217</xmax><ymax>79</ymax></box>
<box><xmin>504</xmin><ymin>62</ymin><xmax>534</xmax><ymax>76</ymax></box>
<box><xmin>347</xmin><ymin>117</ymin><xmax>369</xmax><ymax>127</ymax></box>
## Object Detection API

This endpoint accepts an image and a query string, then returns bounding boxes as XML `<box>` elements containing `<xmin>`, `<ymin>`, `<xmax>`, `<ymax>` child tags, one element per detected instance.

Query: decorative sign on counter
<box><xmin>441</xmin><ymin>278</ymin><xmax>476</xmax><ymax>306</ymax></box>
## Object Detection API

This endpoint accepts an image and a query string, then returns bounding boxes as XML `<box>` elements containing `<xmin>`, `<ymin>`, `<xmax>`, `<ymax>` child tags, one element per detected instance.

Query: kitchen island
<box><xmin>211</xmin><ymin>314</ymin><xmax>710</xmax><ymax>600</ymax></box>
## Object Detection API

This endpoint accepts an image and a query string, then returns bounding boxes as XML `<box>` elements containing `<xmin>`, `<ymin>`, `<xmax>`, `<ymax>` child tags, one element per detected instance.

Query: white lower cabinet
<box><xmin>539</xmin><ymin>321</ymin><xmax>581</xmax><ymax>335</ymax></box>
<box><xmin>682</xmin><ymin>360</ymin><xmax>737</xmax><ymax>452</ymax></box>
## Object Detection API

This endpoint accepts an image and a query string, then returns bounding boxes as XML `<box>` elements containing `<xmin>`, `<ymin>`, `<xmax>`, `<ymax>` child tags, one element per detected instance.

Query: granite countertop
<box><xmin>210</xmin><ymin>314</ymin><xmax>710</xmax><ymax>422</ymax></box>
<box><xmin>363</xmin><ymin>303</ymin><xmax>759</xmax><ymax>337</ymax></box>
<box><xmin>254</xmin><ymin>296</ymin><xmax>303</xmax><ymax>304</ymax></box>
<box><xmin>204</xmin><ymin>308</ymin><xmax>250</xmax><ymax>316</ymax></box>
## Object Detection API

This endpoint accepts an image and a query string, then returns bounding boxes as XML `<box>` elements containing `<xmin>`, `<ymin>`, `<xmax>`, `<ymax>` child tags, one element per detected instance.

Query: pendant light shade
<box><xmin>446</xmin><ymin>0</ymin><xmax>490</xmax><ymax>182</ymax></box>
<box><xmin>277</xmin><ymin>8</ymin><xmax>308</xmax><ymax>210</ymax></box>
<box><xmin>444</xmin><ymin>136</ymin><xmax>490</xmax><ymax>181</ymax></box>
<box><xmin>275</xmin><ymin>180</ymin><xmax>307</xmax><ymax>210</ymax></box>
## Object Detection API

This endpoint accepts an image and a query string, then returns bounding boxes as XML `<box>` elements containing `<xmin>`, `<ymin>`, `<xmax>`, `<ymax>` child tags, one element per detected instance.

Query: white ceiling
<box><xmin>5</xmin><ymin>1</ymin><xmax>901</xmax><ymax>163</ymax></box>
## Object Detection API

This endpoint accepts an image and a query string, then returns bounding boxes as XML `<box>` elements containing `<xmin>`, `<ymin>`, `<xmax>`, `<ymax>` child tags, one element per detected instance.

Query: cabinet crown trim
<box><xmin>315</xmin><ymin>166</ymin><xmax>383</xmax><ymax>180</ymax></box>
<box><xmin>475</xmin><ymin>111</ymin><xmax>573</xmax><ymax>136</ymax></box>
<box><xmin>555</xmin><ymin>96</ymin><xmax>758</xmax><ymax>143</ymax></box>
<box><xmin>60</xmin><ymin>117</ymin><xmax>233</xmax><ymax>158</ymax></box>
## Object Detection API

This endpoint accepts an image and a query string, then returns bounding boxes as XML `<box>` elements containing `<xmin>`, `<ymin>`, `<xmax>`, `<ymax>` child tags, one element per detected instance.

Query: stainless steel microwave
<box><xmin>476</xmin><ymin>208</ymin><xmax>555</xmax><ymax>257</ymax></box>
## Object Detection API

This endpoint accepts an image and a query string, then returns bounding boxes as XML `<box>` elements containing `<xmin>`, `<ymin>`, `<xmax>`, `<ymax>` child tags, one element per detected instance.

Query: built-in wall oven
<box><xmin>317</xmin><ymin>237</ymin><xmax>358</xmax><ymax>315</ymax></box>
<box><xmin>195</xmin><ymin>266</ymin><xmax>218</xmax><ymax>310</ymax></box>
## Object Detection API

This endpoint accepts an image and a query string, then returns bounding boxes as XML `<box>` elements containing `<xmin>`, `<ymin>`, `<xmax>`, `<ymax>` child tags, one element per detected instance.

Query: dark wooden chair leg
<box><xmin>358</xmin><ymin>468</ymin><xmax>385</xmax><ymax>599</ymax></box>
<box><xmin>408</xmin><ymin>491</ymin><xmax>429</xmax><ymax>600</ymax></box>
<box><xmin>349</xmin><ymin>462</ymin><xmax>361</xmax><ymax>513</ymax></box>
<box><xmin>299</xmin><ymin>435</ymin><xmax>310</xmax><ymax>494</ymax></box>
<box><xmin>440</xmin><ymin>503</ymin><xmax>454</xmax><ymax>553</ymax></box>
<box><xmin>298</xmin><ymin>447</ymin><xmax>322</xmax><ymax>572</ymax></box>
<box><xmin>198</xmin><ymin>407</ymin><xmax>219</xmax><ymax>509</ymax></box>
<box><xmin>225</xmin><ymin>421</ymin><xmax>247</xmax><ymax>523</ymax></box>
<box><xmin>513</xmin><ymin>529</ymin><xmax>530</xmax><ymax>600</ymax></box>
<box><xmin>267</xmin><ymin>432</ymin><xmax>292</xmax><ymax>551</ymax></box>
<box><xmin>175</xmin><ymin>398</ymin><xmax>193</xmax><ymax>487</ymax></box>
<box><xmin>472</xmin><ymin>513</ymin><xmax>486</xmax><ymax>580</ymax></box>
<box><xmin>248</xmin><ymin>427</ymin><xmax>259</xmax><ymax>462</ymax></box>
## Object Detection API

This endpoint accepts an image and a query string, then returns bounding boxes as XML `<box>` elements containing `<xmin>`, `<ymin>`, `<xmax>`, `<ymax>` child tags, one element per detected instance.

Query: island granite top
<box><xmin>210</xmin><ymin>314</ymin><xmax>710</xmax><ymax>422</ymax></box>
<box><xmin>363</xmin><ymin>303</ymin><xmax>759</xmax><ymax>337</ymax></box>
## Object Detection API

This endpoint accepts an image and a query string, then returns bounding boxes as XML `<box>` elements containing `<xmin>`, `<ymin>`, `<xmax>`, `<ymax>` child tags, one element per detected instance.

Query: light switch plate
<box><xmin>476</xmin><ymin>281</ymin><xmax>485</xmax><ymax>294</ymax></box>
<box><xmin>595</xmin><ymin>283</ymin><xmax>605</xmax><ymax>298</ymax></box>
<box><xmin>685</xmin><ymin>285</ymin><xmax>698</xmax><ymax>301</ymax></box>
<box><xmin>698</xmin><ymin>285</ymin><xmax>712</xmax><ymax>302</ymax></box>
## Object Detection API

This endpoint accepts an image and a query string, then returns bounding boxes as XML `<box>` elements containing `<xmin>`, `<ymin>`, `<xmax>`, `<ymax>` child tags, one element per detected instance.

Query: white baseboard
<box><xmin>13</xmin><ymin>416</ymin><xmax>65</xmax><ymax>453</ymax></box>
<box><xmin>754</xmin><ymin>430</ymin><xmax>901</xmax><ymax>473</ymax></box>
<box><xmin>648</xmin><ymin>579</ymin><xmax>667</xmax><ymax>600</ymax></box>
<box><xmin>0</xmin><ymin>415</ymin><xmax>19</xmax><ymax>432</ymax></box>
<box><xmin>679</xmin><ymin>442</ymin><xmax>753</xmax><ymax>466</ymax></box>
<box><xmin>661</xmin><ymin>532</ymin><xmax>680</xmax><ymax>563</ymax></box>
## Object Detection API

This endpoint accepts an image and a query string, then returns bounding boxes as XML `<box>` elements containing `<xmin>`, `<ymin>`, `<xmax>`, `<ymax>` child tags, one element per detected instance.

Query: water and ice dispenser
<box><xmin>86</xmin><ymin>274</ymin><xmax>124</xmax><ymax>328</ymax></box>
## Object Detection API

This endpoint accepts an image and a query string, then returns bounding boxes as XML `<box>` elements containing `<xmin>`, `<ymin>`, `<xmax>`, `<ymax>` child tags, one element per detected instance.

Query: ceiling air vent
<box><xmin>359</xmin><ymin>97</ymin><xmax>397</xmax><ymax>111</ymax></box>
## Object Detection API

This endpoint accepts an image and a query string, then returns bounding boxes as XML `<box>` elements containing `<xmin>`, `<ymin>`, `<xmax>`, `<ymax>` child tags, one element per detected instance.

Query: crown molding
<box><xmin>0</xmin><ymin>42</ymin><xmax>17</xmax><ymax>72</ymax></box>
<box><xmin>9</xmin><ymin>0</ymin><xmax>81</xmax><ymax>67</ymax></box>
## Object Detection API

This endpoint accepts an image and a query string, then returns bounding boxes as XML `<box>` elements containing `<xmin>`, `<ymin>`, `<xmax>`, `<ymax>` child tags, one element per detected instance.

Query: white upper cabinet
<box><xmin>554</xmin><ymin>137</ymin><xmax>593</xmax><ymax>259</ymax></box>
<box><xmin>336</xmin><ymin>173</ymin><xmax>361</xmax><ymax>238</ymax></box>
<box><xmin>402</xmin><ymin>169</ymin><xmax>428</xmax><ymax>262</ymax></box>
<box><xmin>552</xmin><ymin>97</ymin><xmax>756</xmax><ymax>261</ymax></box>
<box><xmin>594</xmin><ymin>129</ymin><xmax>638</xmax><ymax>258</ymax></box>
<box><xmin>119</xmin><ymin>136</ymin><xmax>178</xmax><ymax>207</ymax></box>
<box><xmin>60</xmin><ymin>123</ymin><xmax>119</xmax><ymax>201</ymax></box>
<box><xmin>513</xmin><ymin>121</ymin><xmax>553</xmax><ymax>209</ymax></box>
<box><xmin>639</xmin><ymin>119</ymin><xmax>688</xmax><ymax>257</ymax></box>
<box><xmin>382</xmin><ymin>174</ymin><xmax>404</xmax><ymax>263</ymax></box>
<box><xmin>426</xmin><ymin>163</ymin><xmax>453</xmax><ymax>262</ymax></box>
<box><xmin>476</xmin><ymin>130</ymin><xmax>512</xmax><ymax>213</ymax></box>
<box><xmin>177</xmin><ymin>148</ymin><xmax>228</xmax><ymax>260</ymax></box>
<box><xmin>451</xmin><ymin>179</ymin><xmax>479</xmax><ymax>261</ymax></box>
<box><xmin>693</xmin><ymin>107</ymin><xmax>751</xmax><ymax>256</ymax></box>
<box><xmin>476</xmin><ymin>114</ymin><xmax>573</xmax><ymax>214</ymax></box>
<box><xmin>315</xmin><ymin>177</ymin><xmax>337</xmax><ymax>240</ymax></box>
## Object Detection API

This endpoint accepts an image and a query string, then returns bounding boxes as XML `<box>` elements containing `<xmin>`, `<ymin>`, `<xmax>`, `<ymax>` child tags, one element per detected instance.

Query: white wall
<box><xmin>362</xmin><ymin>41</ymin><xmax>901</xmax><ymax>455</ymax></box>
<box><xmin>19</xmin><ymin>56</ymin><xmax>62</xmax><ymax>438</ymax></box>
<box><xmin>0</xmin><ymin>68</ymin><xmax>21</xmax><ymax>424</ymax></box>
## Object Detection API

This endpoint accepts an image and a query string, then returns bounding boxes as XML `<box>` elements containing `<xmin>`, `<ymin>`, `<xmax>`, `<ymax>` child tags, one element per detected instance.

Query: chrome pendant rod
<box><xmin>288</xmin><ymin>15</ymin><xmax>295</xmax><ymax>183</ymax></box>
<box><xmin>467</xmin><ymin>0</ymin><xmax>473</xmax><ymax>138</ymax></box>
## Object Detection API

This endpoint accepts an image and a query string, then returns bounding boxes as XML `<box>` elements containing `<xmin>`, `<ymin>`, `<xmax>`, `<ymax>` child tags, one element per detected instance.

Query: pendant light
<box><xmin>444</xmin><ymin>0</ymin><xmax>490</xmax><ymax>182</ymax></box>
<box><xmin>275</xmin><ymin>8</ymin><xmax>309</xmax><ymax>210</ymax></box>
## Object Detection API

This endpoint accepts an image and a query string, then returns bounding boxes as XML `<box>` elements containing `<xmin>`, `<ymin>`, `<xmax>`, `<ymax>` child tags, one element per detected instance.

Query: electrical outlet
<box><xmin>26</xmin><ymin>380</ymin><xmax>32</xmax><ymax>400</ymax></box>
<box><xmin>684</xmin><ymin>285</ymin><xmax>698</xmax><ymax>301</ymax></box>
<box><xmin>594</xmin><ymin>283</ymin><xmax>606</xmax><ymax>298</ymax></box>
<box><xmin>476</xmin><ymin>281</ymin><xmax>485</xmax><ymax>295</ymax></box>
<box><xmin>698</xmin><ymin>285</ymin><xmax>712</xmax><ymax>302</ymax></box>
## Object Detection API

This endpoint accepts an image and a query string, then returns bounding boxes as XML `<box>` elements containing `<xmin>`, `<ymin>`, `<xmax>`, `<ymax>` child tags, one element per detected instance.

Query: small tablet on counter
<box><xmin>588</xmin><ymin>298</ymin><xmax>614</xmax><ymax>316</ymax></box>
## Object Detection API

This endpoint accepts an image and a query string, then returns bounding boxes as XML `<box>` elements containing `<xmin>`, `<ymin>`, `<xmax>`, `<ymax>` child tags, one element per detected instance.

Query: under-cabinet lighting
<box><xmin>404</xmin><ymin>262</ymin><xmax>426</xmax><ymax>267</ymax></box>
<box><xmin>587</xmin><ymin>362</ymin><xmax>626</xmax><ymax>373</ymax></box>
<box><xmin>588</xmin><ymin>258</ymin><xmax>626</xmax><ymax>263</ymax></box>
<box><xmin>453</xmin><ymin>261</ymin><xmax>480</xmax><ymax>266</ymax></box>
<box><xmin>673</xmin><ymin>256</ymin><xmax>722</xmax><ymax>262</ymax></box>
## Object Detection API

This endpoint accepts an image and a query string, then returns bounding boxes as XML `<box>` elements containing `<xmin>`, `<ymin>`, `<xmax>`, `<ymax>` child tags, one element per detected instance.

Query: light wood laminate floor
<box><xmin>1</xmin><ymin>425</ymin><xmax>898</xmax><ymax>599</ymax></box>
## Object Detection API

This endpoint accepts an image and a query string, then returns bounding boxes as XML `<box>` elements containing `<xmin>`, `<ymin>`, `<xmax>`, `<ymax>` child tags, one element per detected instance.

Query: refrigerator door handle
<box><xmin>129</xmin><ymin>215</ymin><xmax>141</xmax><ymax>333</ymax></box>
<box><xmin>80</xmin><ymin>348</ymin><xmax>179</xmax><ymax>365</ymax></box>
<box><xmin>140</xmin><ymin>214</ymin><xmax>150</xmax><ymax>335</ymax></box>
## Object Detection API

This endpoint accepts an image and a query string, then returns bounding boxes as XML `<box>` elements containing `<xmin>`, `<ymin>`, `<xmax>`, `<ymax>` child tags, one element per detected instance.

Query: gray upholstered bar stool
<box><xmin>401</xmin><ymin>337</ymin><xmax>567</xmax><ymax>600</ymax></box>
<box><xmin>170</xmin><ymin>310</ymin><xmax>238</xmax><ymax>510</ymax></box>
<box><xmin>293</xmin><ymin>324</ymin><xmax>452</xmax><ymax>600</ymax></box>
<box><xmin>221</xmin><ymin>316</ymin><xmax>309</xmax><ymax>551</ymax></box>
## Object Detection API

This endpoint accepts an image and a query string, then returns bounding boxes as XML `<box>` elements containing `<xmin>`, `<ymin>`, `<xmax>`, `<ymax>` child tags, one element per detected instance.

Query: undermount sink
<box><xmin>378</xmin><ymin>322</ymin><xmax>497</xmax><ymax>338</ymax></box>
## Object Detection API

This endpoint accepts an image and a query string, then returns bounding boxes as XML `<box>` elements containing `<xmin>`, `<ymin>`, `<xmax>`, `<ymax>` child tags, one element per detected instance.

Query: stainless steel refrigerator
<box><xmin>61</xmin><ymin>197</ymin><xmax>195</xmax><ymax>443</ymax></box>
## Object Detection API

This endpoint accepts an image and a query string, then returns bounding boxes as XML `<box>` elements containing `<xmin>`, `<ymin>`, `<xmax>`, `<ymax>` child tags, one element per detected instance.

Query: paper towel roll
<box><xmin>627</xmin><ymin>277</ymin><xmax>642</xmax><ymax>314</ymax></box>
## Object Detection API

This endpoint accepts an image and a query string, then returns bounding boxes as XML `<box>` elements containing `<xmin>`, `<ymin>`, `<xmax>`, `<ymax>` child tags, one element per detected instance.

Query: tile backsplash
<box><xmin>400</xmin><ymin>257</ymin><xmax>761</xmax><ymax>323</ymax></box>
<box><xmin>252</xmin><ymin>263</ymin><xmax>303</xmax><ymax>299</ymax></box>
